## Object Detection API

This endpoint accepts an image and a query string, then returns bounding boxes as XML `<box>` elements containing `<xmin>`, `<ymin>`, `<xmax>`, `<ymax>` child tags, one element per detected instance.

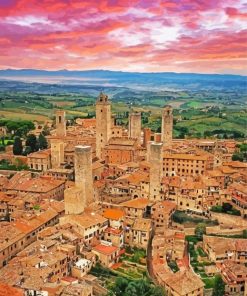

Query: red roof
<box><xmin>0</xmin><ymin>284</ymin><xmax>23</xmax><ymax>296</ymax></box>
<box><xmin>104</xmin><ymin>227</ymin><xmax>123</xmax><ymax>235</ymax></box>
<box><xmin>93</xmin><ymin>244</ymin><xmax>118</xmax><ymax>255</ymax></box>
<box><xmin>174</xmin><ymin>232</ymin><xmax>185</xmax><ymax>240</ymax></box>
<box><xmin>61</xmin><ymin>276</ymin><xmax>78</xmax><ymax>283</ymax></box>
<box><xmin>103</xmin><ymin>208</ymin><xmax>124</xmax><ymax>220</ymax></box>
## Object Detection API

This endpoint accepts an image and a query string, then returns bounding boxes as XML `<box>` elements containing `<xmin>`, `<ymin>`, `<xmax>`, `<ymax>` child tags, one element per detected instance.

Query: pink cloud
<box><xmin>0</xmin><ymin>0</ymin><xmax>246</xmax><ymax>74</ymax></box>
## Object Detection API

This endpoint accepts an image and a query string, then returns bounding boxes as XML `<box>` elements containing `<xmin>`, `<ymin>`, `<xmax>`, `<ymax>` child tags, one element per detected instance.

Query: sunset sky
<box><xmin>0</xmin><ymin>0</ymin><xmax>246</xmax><ymax>74</ymax></box>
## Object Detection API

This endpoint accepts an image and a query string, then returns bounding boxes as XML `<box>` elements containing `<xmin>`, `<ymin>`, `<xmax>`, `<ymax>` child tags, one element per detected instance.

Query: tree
<box><xmin>13</xmin><ymin>136</ymin><xmax>23</xmax><ymax>155</ymax></box>
<box><xmin>23</xmin><ymin>146</ymin><xmax>32</xmax><ymax>156</ymax></box>
<box><xmin>222</xmin><ymin>202</ymin><xmax>232</xmax><ymax>213</ymax></box>
<box><xmin>26</xmin><ymin>134</ymin><xmax>37</xmax><ymax>152</ymax></box>
<box><xmin>108</xmin><ymin>277</ymin><xmax>165</xmax><ymax>296</ymax></box>
<box><xmin>112</xmin><ymin>277</ymin><xmax>129</xmax><ymax>295</ymax></box>
<box><xmin>212</xmin><ymin>275</ymin><xmax>225</xmax><ymax>296</ymax></box>
<box><xmin>38</xmin><ymin>133</ymin><xmax>48</xmax><ymax>150</ymax></box>
<box><xmin>195</xmin><ymin>223</ymin><xmax>206</xmax><ymax>239</ymax></box>
<box><xmin>5</xmin><ymin>120</ymin><xmax>34</xmax><ymax>137</ymax></box>
<box><xmin>232</xmin><ymin>153</ymin><xmax>244</xmax><ymax>162</ymax></box>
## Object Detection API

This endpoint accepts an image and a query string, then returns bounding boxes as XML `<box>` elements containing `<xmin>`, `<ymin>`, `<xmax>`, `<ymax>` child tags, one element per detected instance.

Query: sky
<box><xmin>0</xmin><ymin>0</ymin><xmax>246</xmax><ymax>74</ymax></box>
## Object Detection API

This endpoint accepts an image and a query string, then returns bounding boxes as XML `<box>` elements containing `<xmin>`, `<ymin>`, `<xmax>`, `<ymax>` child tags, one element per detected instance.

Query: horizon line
<box><xmin>0</xmin><ymin>67</ymin><xmax>246</xmax><ymax>77</ymax></box>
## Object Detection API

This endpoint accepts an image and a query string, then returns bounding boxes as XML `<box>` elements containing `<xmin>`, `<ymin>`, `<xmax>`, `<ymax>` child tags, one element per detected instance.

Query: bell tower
<box><xmin>96</xmin><ymin>92</ymin><xmax>112</xmax><ymax>159</ymax></box>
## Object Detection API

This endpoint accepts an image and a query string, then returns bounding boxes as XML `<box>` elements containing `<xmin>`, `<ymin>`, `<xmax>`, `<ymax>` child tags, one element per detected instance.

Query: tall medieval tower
<box><xmin>56</xmin><ymin>110</ymin><xmax>66</xmax><ymax>138</ymax></box>
<box><xmin>74</xmin><ymin>145</ymin><xmax>93</xmax><ymax>205</ymax></box>
<box><xmin>51</xmin><ymin>139</ymin><xmax>64</xmax><ymax>169</ymax></box>
<box><xmin>64</xmin><ymin>145</ymin><xmax>94</xmax><ymax>215</ymax></box>
<box><xmin>161</xmin><ymin>105</ymin><xmax>173</xmax><ymax>145</ymax></box>
<box><xmin>96</xmin><ymin>92</ymin><xmax>111</xmax><ymax>159</ymax></box>
<box><xmin>149</xmin><ymin>142</ymin><xmax>163</xmax><ymax>201</ymax></box>
<box><xmin>129</xmin><ymin>112</ymin><xmax>142</xmax><ymax>144</ymax></box>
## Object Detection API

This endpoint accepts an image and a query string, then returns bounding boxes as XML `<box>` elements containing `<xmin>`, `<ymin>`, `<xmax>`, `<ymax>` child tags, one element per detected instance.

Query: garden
<box><xmin>172</xmin><ymin>210</ymin><xmax>219</xmax><ymax>227</ymax></box>
<box><xmin>186</xmin><ymin>235</ymin><xmax>217</xmax><ymax>289</ymax></box>
<box><xmin>211</xmin><ymin>202</ymin><xmax>241</xmax><ymax>216</ymax></box>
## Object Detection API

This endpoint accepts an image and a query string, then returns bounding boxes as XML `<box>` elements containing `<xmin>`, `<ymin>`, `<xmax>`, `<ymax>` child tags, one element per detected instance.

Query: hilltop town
<box><xmin>0</xmin><ymin>92</ymin><xmax>246</xmax><ymax>296</ymax></box>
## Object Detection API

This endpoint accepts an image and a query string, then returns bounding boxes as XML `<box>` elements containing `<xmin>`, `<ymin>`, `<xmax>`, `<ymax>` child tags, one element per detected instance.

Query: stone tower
<box><xmin>74</xmin><ymin>145</ymin><xmax>93</xmax><ymax>206</ymax></box>
<box><xmin>143</xmin><ymin>128</ymin><xmax>151</xmax><ymax>148</ymax></box>
<box><xmin>64</xmin><ymin>186</ymin><xmax>85</xmax><ymax>215</ymax></box>
<box><xmin>51</xmin><ymin>139</ymin><xmax>64</xmax><ymax>169</ymax></box>
<box><xmin>149</xmin><ymin>142</ymin><xmax>163</xmax><ymax>201</ymax></box>
<box><xmin>161</xmin><ymin>105</ymin><xmax>173</xmax><ymax>145</ymax></box>
<box><xmin>96</xmin><ymin>92</ymin><xmax>111</xmax><ymax>159</ymax></box>
<box><xmin>129</xmin><ymin>112</ymin><xmax>142</xmax><ymax>144</ymax></box>
<box><xmin>214</xmin><ymin>142</ymin><xmax>224</xmax><ymax>168</ymax></box>
<box><xmin>56</xmin><ymin>110</ymin><xmax>66</xmax><ymax>138</ymax></box>
<box><xmin>64</xmin><ymin>145</ymin><xmax>94</xmax><ymax>215</ymax></box>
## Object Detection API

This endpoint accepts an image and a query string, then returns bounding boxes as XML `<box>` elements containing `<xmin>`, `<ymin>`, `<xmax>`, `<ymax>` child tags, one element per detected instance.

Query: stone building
<box><xmin>27</xmin><ymin>149</ymin><xmax>51</xmax><ymax>171</ymax></box>
<box><xmin>103</xmin><ymin>137</ymin><xmax>138</xmax><ymax>164</ymax></box>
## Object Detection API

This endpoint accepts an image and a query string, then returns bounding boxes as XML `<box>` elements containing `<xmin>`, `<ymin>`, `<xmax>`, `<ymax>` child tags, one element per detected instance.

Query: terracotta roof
<box><xmin>104</xmin><ymin>227</ymin><xmax>123</xmax><ymax>235</ymax></box>
<box><xmin>204</xmin><ymin>236</ymin><xmax>247</xmax><ymax>253</ymax></box>
<box><xmin>120</xmin><ymin>198</ymin><xmax>150</xmax><ymax>209</ymax></box>
<box><xmin>229</xmin><ymin>182</ymin><xmax>247</xmax><ymax>195</ymax></box>
<box><xmin>224</xmin><ymin>161</ymin><xmax>247</xmax><ymax>168</ymax></box>
<box><xmin>65</xmin><ymin>212</ymin><xmax>107</xmax><ymax>229</ymax></box>
<box><xmin>28</xmin><ymin>149</ymin><xmax>51</xmax><ymax>159</ymax></box>
<box><xmin>7</xmin><ymin>177</ymin><xmax>65</xmax><ymax>193</ymax></box>
<box><xmin>93</xmin><ymin>244</ymin><xmax>118</xmax><ymax>255</ymax></box>
<box><xmin>13</xmin><ymin>208</ymin><xmax>59</xmax><ymax>234</ymax></box>
<box><xmin>174</xmin><ymin>232</ymin><xmax>185</xmax><ymax>240</ymax></box>
<box><xmin>152</xmin><ymin>201</ymin><xmax>177</xmax><ymax>213</ymax></box>
<box><xmin>0</xmin><ymin>283</ymin><xmax>23</xmax><ymax>296</ymax></box>
<box><xmin>116</xmin><ymin>170</ymin><xmax>149</xmax><ymax>185</ymax></box>
<box><xmin>108</xmin><ymin>137</ymin><xmax>137</xmax><ymax>146</ymax></box>
<box><xmin>132</xmin><ymin>218</ymin><xmax>152</xmax><ymax>231</ymax></box>
<box><xmin>163</xmin><ymin>152</ymin><xmax>209</xmax><ymax>161</ymax></box>
<box><xmin>166</xmin><ymin>270</ymin><xmax>204</xmax><ymax>295</ymax></box>
<box><xmin>103</xmin><ymin>208</ymin><xmax>125</xmax><ymax>220</ymax></box>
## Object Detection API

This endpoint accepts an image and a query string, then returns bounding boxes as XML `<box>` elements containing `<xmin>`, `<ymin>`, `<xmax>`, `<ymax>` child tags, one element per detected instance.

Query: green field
<box><xmin>0</xmin><ymin>90</ymin><xmax>246</xmax><ymax>139</ymax></box>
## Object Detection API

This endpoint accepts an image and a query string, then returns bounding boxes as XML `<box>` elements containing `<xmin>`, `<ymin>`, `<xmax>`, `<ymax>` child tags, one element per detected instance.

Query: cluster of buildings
<box><xmin>0</xmin><ymin>92</ymin><xmax>246</xmax><ymax>295</ymax></box>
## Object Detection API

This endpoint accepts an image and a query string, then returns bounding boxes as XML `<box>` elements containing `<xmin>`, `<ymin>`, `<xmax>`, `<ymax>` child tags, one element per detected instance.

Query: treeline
<box><xmin>13</xmin><ymin>133</ymin><xmax>48</xmax><ymax>156</ymax></box>
<box><xmin>0</xmin><ymin>119</ymin><xmax>35</xmax><ymax>137</ymax></box>
<box><xmin>232</xmin><ymin>143</ymin><xmax>247</xmax><ymax>162</ymax></box>
<box><xmin>204</xmin><ymin>129</ymin><xmax>245</xmax><ymax>139</ymax></box>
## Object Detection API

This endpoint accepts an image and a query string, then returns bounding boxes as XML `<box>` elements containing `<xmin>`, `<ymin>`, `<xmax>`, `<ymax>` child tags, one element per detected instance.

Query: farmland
<box><xmin>0</xmin><ymin>79</ymin><xmax>246</xmax><ymax>139</ymax></box>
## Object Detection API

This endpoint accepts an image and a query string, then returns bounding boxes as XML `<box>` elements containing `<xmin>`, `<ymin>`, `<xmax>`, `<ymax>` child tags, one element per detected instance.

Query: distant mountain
<box><xmin>0</xmin><ymin>69</ymin><xmax>246</xmax><ymax>91</ymax></box>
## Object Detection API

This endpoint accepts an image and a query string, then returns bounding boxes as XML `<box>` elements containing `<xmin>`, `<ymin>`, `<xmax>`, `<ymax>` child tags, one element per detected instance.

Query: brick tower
<box><xmin>96</xmin><ymin>92</ymin><xmax>111</xmax><ymax>159</ymax></box>
<box><xmin>51</xmin><ymin>139</ymin><xmax>64</xmax><ymax>169</ymax></box>
<box><xmin>161</xmin><ymin>105</ymin><xmax>173</xmax><ymax>145</ymax></box>
<box><xmin>64</xmin><ymin>145</ymin><xmax>93</xmax><ymax>215</ymax></box>
<box><xmin>74</xmin><ymin>145</ymin><xmax>93</xmax><ymax>205</ymax></box>
<box><xmin>129</xmin><ymin>112</ymin><xmax>142</xmax><ymax>144</ymax></box>
<box><xmin>149</xmin><ymin>142</ymin><xmax>163</xmax><ymax>201</ymax></box>
<box><xmin>56</xmin><ymin>110</ymin><xmax>66</xmax><ymax>138</ymax></box>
